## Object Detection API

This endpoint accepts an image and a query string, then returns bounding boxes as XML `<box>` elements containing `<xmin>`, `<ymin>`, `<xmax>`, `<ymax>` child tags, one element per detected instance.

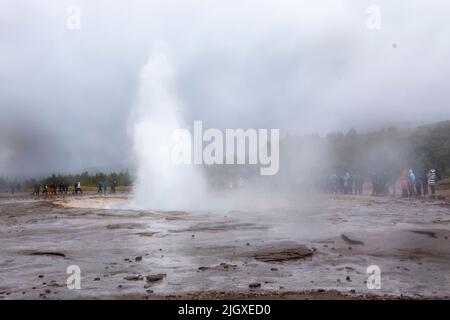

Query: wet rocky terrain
<box><xmin>0</xmin><ymin>193</ymin><xmax>449</xmax><ymax>299</ymax></box>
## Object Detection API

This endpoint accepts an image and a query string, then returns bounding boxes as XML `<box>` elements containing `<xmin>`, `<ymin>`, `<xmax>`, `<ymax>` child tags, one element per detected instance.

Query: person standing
<box><xmin>400</xmin><ymin>169</ymin><xmax>409</xmax><ymax>198</ymax></box>
<box><xmin>343</xmin><ymin>172</ymin><xmax>350</xmax><ymax>194</ymax></box>
<box><xmin>408</xmin><ymin>169</ymin><xmax>416</xmax><ymax>197</ymax></box>
<box><xmin>422</xmin><ymin>170</ymin><xmax>429</xmax><ymax>196</ymax></box>
<box><xmin>354</xmin><ymin>173</ymin><xmax>364</xmax><ymax>195</ymax></box>
<box><xmin>102</xmin><ymin>180</ymin><xmax>108</xmax><ymax>195</ymax></box>
<box><xmin>112</xmin><ymin>180</ymin><xmax>117</xmax><ymax>194</ymax></box>
<box><xmin>33</xmin><ymin>184</ymin><xmax>40</xmax><ymax>196</ymax></box>
<box><xmin>428</xmin><ymin>169</ymin><xmax>436</xmax><ymax>198</ymax></box>
<box><xmin>415</xmin><ymin>173</ymin><xmax>422</xmax><ymax>196</ymax></box>
<box><xmin>338</xmin><ymin>175</ymin><xmax>344</xmax><ymax>194</ymax></box>
<box><xmin>76</xmin><ymin>181</ymin><xmax>83</xmax><ymax>194</ymax></box>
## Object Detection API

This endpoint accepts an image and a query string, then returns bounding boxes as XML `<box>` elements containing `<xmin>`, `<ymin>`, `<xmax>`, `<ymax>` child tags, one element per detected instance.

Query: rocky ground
<box><xmin>0</xmin><ymin>191</ymin><xmax>449</xmax><ymax>300</ymax></box>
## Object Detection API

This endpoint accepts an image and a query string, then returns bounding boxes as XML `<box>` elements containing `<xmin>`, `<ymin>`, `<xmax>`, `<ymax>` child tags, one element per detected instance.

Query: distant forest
<box><xmin>0</xmin><ymin>170</ymin><xmax>132</xmax><ymax>191</ymax></box>
<box><xmin>206</xmin><ymin>120</ymin><xmax>450</xmax><ymax>189</ymax></box>
<box><xmin>1</xmin><ymin>121</ymin><xmax>449</xmax><ymax>191</ymax></box>
<box><xmin>323</xmin><ymin>120</ymin><xmax>450</xmax><ymax>176</ymax></box>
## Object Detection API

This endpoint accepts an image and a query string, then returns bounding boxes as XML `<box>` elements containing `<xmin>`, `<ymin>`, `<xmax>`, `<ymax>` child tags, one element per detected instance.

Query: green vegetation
<box><xmin>0</xmin><ymin>170</ymin><xmax>132</xmax><ymax>192</ymax></box>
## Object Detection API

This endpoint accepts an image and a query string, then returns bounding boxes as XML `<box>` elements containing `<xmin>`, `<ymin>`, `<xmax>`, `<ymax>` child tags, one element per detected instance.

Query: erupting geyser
<box><xmin>130</xmin><ymin>51</ymin><xmax>206</xmax><ymax>210</ymax></box>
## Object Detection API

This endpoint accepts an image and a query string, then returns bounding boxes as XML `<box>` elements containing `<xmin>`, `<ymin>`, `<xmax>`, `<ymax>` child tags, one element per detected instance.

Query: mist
<box><xmin>1</xmin><ymin>0</ymin><xmax>450</xmax><ymax>177</ymax></box>
<box><xmin>130</xmin><ymin>49</ymin><xmax>207</xmax><ymax>210</ymax></box>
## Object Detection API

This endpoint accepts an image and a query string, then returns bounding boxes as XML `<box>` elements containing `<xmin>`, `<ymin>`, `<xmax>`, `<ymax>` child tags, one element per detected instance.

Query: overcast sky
<box><xmin>1</xmin><ymin>0</ymin><xmax>450</xmax><ymax>176</ymax></box>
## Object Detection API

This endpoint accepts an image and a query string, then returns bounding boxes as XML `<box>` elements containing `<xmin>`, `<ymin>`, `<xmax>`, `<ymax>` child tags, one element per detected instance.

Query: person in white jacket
<box><xmin>428</xmin><ymin>169</ymin><xmax>436</xmax><ymax>197</ymax></box>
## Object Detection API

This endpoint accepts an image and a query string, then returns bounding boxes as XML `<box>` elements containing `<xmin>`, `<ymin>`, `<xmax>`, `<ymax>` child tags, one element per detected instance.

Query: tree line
<box><xmin>0</xmin><ymin>170</ymin><xmax>132</xmax><ymax>191</ymax></box>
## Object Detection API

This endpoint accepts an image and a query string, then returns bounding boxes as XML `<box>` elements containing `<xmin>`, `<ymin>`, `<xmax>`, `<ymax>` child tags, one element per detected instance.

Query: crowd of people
<box><xmin>400</xmin><ymin>168</ymin><xmax>439</xmax><ymax>198</ymax></box>
<box><xmin>29</xmin><ymin>179</ymin><xmax>118</xmax><ymax>197</ymax></box>
<box><xmin>323</xmin><ymin>168</ymin><xmax>442</xmax><ymax>198</ymax></box>
<box><xmin>97</xmin><ymin>180</ymin><xmax>117</xmax><ymax>195</ymax></box>
<box><xmin>323</xmin><ymin>172</ymin><xmax>367</xmax><ymax>195</ymax></box>
<box><xmin>32</xmin><ymin>181</ymin><xmax>82</xmax><ymax>196</ymax></box>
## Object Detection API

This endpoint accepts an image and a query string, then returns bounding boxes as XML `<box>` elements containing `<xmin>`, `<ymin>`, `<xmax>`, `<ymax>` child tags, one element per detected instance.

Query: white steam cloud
<box><xmin>130</xmin><ymin>49</ymin><xmax>206</xmax><ymax>210</ymax></box>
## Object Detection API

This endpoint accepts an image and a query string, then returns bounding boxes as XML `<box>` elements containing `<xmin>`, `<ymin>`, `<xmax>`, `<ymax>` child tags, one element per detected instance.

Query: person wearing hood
<box><xmin>400</xmin><ymin>169</ymin><xmax>409</xmax><ymax>198</ymax></box>
<box><xmin>408</xmin><ymin>169</ymin><xmax>416</xmax><ymax>197</ymax></box>
<box><xmin>428</xmin><ymin>169</ymin><xmax>436</xmax><ymax>198</ymax></box>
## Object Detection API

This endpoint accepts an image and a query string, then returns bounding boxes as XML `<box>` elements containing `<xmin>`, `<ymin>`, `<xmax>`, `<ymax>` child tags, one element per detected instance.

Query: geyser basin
<box><xmin>1</xmin><ymin>194</ymin><xmax>449</xmax><ymax>299</ymax></box>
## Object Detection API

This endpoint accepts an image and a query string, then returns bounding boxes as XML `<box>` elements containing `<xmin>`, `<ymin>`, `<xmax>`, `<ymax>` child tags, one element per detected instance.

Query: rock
<box><xmin>346</xmin><ymin>276</ymin><xmax>351</xmax><ymax>282</ymax></box>
<box><xmin>341</xmin><ymin>234</ymin><xmax>365</xmax><ymax>245</ymax></box>
<box><xmin>270</xmin><ymin>268</ymin><xmax>278</xmax><ymax>271</ymax></box>
<box><xmin>48</xmin><ymin>281</ymin><xmax>61</xmax><ymax>287</ymax></box>
<box><xmin>254</xmin><ymin>244</ymin><xmax>313</xmax><ymax>262</ymax></box>
<box><xmin>198</xmin><ymin>266</ymin><xmax>209</xmax><ymax>271</ymax></box>
<box><xmin>29</xmin><ymin>251</ymin><xmax>66</xmax><ymax>258</ymax></box>
<box><xmin>94</xmin><ymin>277</ymin><xmax>100</xmax><ymax>281</ymax></box>
<box><xmin>124</xmin><ymin>275</ymin><xmax>143</xmax><ymax>281</ymax></box>
<box><xmin>411</xmin><ymin>230</ymin><xmax>438</xmax><ymax>238</ymax></box>
<box><xmin>146</xmin><ymin>274</ymin><xmax>166</xmax><ymax>283</ymax></box>
<box><xmin>38</xmin><ymin>275</ymin><xmax>44</xmax><ymax>278</ymax></box>
<box><xmin>146</xmin><ymin>289</ymin><xmax>153</xmax><ymax>293</ymax></box>
<box><xmin>249</xmin><ymin>282</ymin><xmax>261</xmax><ymax>288</ymax></box>
<box><xmin>137</xmin><ymin>232</ymin><xmax>158</xmax><ymax>237</ymax></box>
<box><xmin>220</xmin><ymin>262</ymin><xmax>237</xmax><ymax>269</ymax></box>
<box><xmin>135</xmin><ymin>256</ymin><xmax>142</xmax><ymax>262</ymax></box>
<box><xmin>106</xmin><ymin>223</ymin><xmax>143</xmax><ymax>230</ymax></box>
